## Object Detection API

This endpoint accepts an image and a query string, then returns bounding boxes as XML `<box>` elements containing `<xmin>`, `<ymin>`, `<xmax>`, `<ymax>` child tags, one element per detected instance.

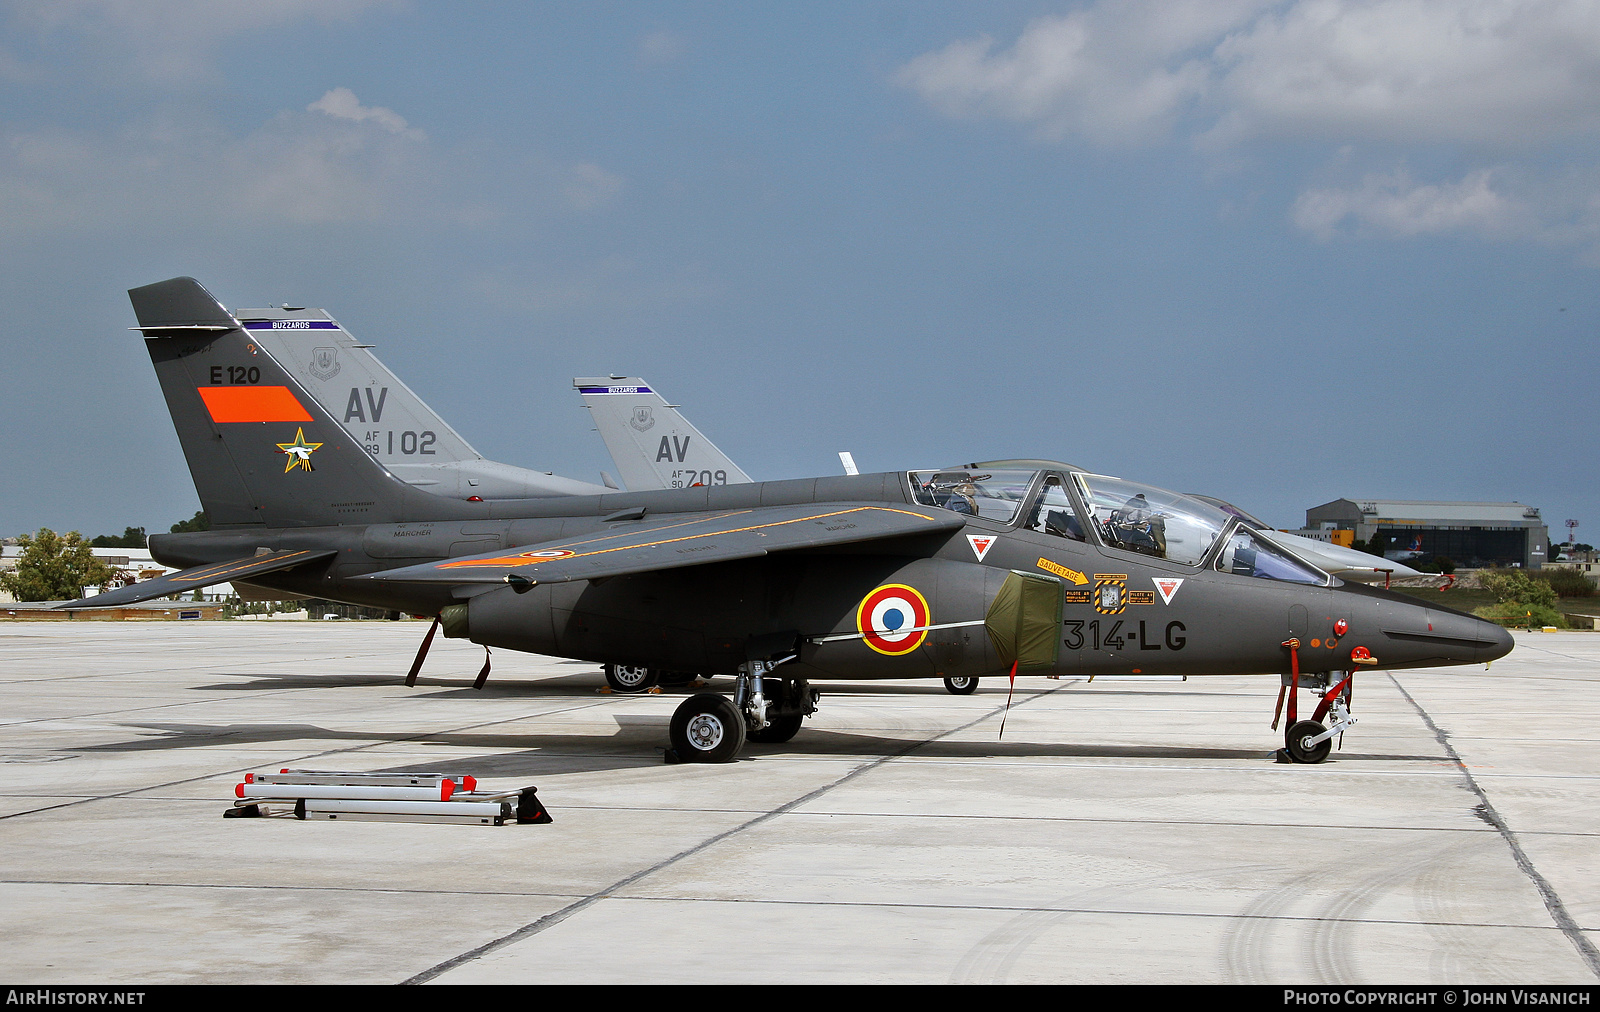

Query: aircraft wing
<box><xmin>363</xmin><ymin>503</ymin><xmax>964</xmax><ymax>586</ymax></box>
<box><xmin>56</xmin><ymin>549</ymin><xmax>337</xmax><ymax>609</ymax></box>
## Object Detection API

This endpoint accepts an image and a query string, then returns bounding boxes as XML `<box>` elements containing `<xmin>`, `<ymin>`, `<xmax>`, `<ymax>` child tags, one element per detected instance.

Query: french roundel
<box><xmin>856</xmin><ymin>584</ymin><xmax>931</xmax><ymax>656</ymax></box>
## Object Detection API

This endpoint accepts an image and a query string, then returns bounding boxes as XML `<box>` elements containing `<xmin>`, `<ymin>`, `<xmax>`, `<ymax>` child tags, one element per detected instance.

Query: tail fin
<box><xmin>132</xmin><ymin>277</ymin><xmax>428</xmax><ymax>528</ymax></box>
<box><xmin>574</xmin><ymin>376</ymin><xmax>752</xmax><ymax>491</ymax></box>
<box><xmin>239</xmin><ymin>307</ymin><xmax>607</xmax><ymax>499</ymax></box>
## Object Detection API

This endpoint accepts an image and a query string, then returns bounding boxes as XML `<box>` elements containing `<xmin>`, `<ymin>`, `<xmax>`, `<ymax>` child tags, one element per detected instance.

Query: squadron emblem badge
<box><xmin>309</xmin><ymin>347</ymin><xmax>340</xmax><ymax>381</ymax></box>
<box><xmin>275</xmin><ymin>428</ymin><xmax>323</xmax><ymax>473</ymax></box>
<box><xmin>1093</xmin><ymin>573</ymin><xmax>1128</xmax><ymax>615</ymax></box>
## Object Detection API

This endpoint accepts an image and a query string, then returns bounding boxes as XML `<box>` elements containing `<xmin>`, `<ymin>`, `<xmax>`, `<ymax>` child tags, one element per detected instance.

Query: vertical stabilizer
<box><xmin>242</xmin><ymin>309</ymin><xmax>606</xmax><ymax>499</ymax></box>
<box><xmin>574</xmin><ymin>377</ymin><xmax>752</xmax><ymax>491</ymax></box>
<box><xmin>131</xmin><ymin>277</ymin><xmax>436</xmax><ymax>528</ymax></box>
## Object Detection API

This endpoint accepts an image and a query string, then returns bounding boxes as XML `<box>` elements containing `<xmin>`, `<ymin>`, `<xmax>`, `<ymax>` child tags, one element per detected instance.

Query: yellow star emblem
<box><xmin>275</xmin><ymin>427</ymin><xmax>323</xmax><ymax>472</ymax></box>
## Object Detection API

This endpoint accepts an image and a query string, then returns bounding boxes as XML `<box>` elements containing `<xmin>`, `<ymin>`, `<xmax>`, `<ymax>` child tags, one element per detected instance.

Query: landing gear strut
<box><xmin>1273</xmin><ymin>640</ymin><xmax>1357</xmax><ymax>765</ymax></box>
<box><xmin>667</xmin><ymin>658</ymin><xmax>817</xmax><ymax>762</ymax></box>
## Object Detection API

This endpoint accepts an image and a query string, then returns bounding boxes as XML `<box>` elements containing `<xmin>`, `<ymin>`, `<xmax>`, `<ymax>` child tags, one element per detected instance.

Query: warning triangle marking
<box><xmin>1153</xmin><ymin>578</ymin><xmax>1184</xmax><ymax>605</ymax></box>
<box><xmin>967</xmin><ymin>535</ymin><xmax>996</xmax><ymax>562</ymax></box>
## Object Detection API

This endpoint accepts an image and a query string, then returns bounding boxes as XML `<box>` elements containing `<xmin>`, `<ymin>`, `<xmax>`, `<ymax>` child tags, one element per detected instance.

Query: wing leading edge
<box><xmin>363</xmin><ymin>503</ymin><xmax>964</xmax><ymax>587</ymax></box>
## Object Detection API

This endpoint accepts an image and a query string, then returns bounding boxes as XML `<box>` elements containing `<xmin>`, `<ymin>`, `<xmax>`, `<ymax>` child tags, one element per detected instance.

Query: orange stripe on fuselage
<box><xmin>198</xmin><ymin>386</ymin><xmax>313</xmax><ymax>423</ymax></box>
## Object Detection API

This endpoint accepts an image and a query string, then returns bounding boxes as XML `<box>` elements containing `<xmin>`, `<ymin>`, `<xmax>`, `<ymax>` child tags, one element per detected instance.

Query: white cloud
<box><xmin>309</xmin><ymin>87</ymin><xmax>425</xmax><ymax>140</ymax></box>
<box><xmin>0</xmin><ymin>95</ymin><xmax>432</xmax><ymax>232</ymax></box>
<box><xmin>1292</xmin><ymin>167</ymin><xmax>1524</xmax><ymax>238</ymax></box>
<box><xmin>1206</xmin><ymin>0</ymin><xmax>1600</xmax><ymax>148</ymax></box>
<box><xmin>896</xmin><ymin>2</ymin><xmax>1271</xmax><ymax>146</ymax></box>
<box><xmin>898</xmin><ymin>1</ymin><xmax>1600</xmax><ymax>149</ymax></box>
<box><xmin>1291</xmin><ymin>164</ymin><xmax>1600</xmax><ymax>256</ymax></box>
<box><xmin>899</xmin><ymin>1</ymin><xmax>1600</xmax><ymax>261</ymax></box>
<box><xmin>0</xmin><ymin>89</ymin><xmax>631</xmax><ymax>239</ymax></box>
<box><xmin>4</xmin><ymin>1</ymin><xmax>397</xmax><ymax>83</ymax></box>
<box><xmin>563</xmin><ymin>163</ymin><xmax>624</xmax><ymax>210</ymax></box>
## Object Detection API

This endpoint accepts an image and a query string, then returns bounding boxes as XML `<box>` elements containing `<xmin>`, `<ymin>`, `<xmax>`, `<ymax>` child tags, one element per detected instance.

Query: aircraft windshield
<box><xmin>910</xmin><ymin>469</ymin><xmax>1038</xmax><ymax>523</ymax></box>
<box><xmin>1072</xmin><ymin>473</ymin><xmax>1230</xmax><ymax>566</ymax></box>
<box><xmin>1215</xmin><ymin>528</ymin><xmax>1328</xmax><ymax>585</ymax></box>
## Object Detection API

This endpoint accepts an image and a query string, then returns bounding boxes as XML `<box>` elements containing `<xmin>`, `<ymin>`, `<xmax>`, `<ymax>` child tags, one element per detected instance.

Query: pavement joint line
<box><xmin>3</xmin><ymin>795</ymin><xmax>1595</xmax><ymax>838</ymax></box>
<box><xmin>1500</xmin><ymin>642</ymin><xmax>1600</xmax><ymax>664</ymax></box>
<box><xmin>1389</xmin><ymin>671</ymin><xmax>1600</xmax><ymax>980</ymax></box>
<box><xmin>0</xmin><ymin>878</ymin><xmax>592</xmax><ymax>900</ymax></box>
<box><xmin>561</xmin><ymin>893</ymin><xmax>1585</xmax><ymax>933</ymax></box>
<box><xmin>0</xmin><ymin>694</ymin><xmax>631</xmax><ymax>822</ymax></box>
<box><xmin>401</xmin><ymin>683</ymin><xmax>1065</xmax><ymax>985</ymax></box>
<box><xmin>0</xmin><ymin>878</ymin><xmax>1576</xmax><ymax>934</ymax></box>
<box><xmin>0</xmin><ymin>650</ymin><xmax>427</xmax><ymax>685</ymax></box>
<box><xmin>0</xmin><ymin>680</ymin><xmax>426</xmax><ymax>728</ymax></box>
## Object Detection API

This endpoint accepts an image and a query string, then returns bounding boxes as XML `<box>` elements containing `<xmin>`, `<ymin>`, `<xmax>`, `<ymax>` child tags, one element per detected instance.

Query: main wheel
<box><xmin>747</xmin><ymin>712</ymin><xmax>804</xmax><ymax>743</ymax></box>
<box><xmin>669</xmin><ymin>693</ymin><xmax>746</xmax><ymax>763</ymax></box>
<box><xmin>1285</xmin><ymin>719</ymin><xmax>1332</xmax><ymax>764</ymax></box>
<box><xmin>943</xmin><ymin>675</ymin><xmax>979</xmax><ymax>695</ymax></box>
<box><xmin>604</xmin><ymin>663</ymin><xmax>657</xmax><ymax>693</ymax></box>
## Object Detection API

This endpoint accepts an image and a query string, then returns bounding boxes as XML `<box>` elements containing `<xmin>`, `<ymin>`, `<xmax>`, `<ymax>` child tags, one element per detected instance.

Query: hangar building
<box><xmin>1300</xmin><ymin>500</ymin><xmax>1550</xmax><ymax>569</ymax></box>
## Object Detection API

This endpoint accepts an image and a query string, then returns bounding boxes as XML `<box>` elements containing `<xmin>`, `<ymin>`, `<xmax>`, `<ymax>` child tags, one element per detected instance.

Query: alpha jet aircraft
<box><xmin>71</xmin><ymin>277</ymin><xmax>1514</xmax><ymax>765</ymax></box>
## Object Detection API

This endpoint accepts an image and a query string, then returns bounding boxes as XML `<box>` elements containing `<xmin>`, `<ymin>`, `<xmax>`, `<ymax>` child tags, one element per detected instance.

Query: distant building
<box><xmin>1299</xmin><ymin>500</ymin><xmax>1550</xmax><ymax>569</ymax></box>
<box><xmin>0</xmin><ymin>544</ymin><xmax>232</xmax><ymax>603</ymax></box>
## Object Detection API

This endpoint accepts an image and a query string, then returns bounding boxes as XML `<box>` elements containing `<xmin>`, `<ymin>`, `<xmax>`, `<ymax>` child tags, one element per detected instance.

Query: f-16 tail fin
<box><xmin>240</xmin><ymin>308</ymin><xmax>607</xmax><ymax>500</ymax></box>
<box><xmin>132</xmin><ymin>277</ymin><xmax>431</xmax><ymax>528</ymax></box>
<box><xmin>574</xmin><ymin>377</ymin><xmax>751</xmax><ymax>491</ymax></box>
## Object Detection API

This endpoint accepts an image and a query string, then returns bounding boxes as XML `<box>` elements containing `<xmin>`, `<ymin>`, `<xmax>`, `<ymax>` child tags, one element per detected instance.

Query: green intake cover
<box><xmin>985</xmin><ymin>571</ymin><xmax>1064</xmax><ymax>673</ymax></box>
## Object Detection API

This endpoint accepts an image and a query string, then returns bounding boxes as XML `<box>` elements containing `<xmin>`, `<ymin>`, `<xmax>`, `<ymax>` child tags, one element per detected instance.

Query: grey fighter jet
<box><xmin>70</xmin><ymin>278</ymin><xmax>1514</xmax><ymax>766</ymax></box>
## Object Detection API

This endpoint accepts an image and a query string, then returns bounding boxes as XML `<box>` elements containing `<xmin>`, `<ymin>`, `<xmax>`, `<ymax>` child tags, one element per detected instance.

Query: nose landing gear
<box><xmin>1273</xmin><ymin>639</ymin><xmax>1357</xmax><ymax>764</ymax></box>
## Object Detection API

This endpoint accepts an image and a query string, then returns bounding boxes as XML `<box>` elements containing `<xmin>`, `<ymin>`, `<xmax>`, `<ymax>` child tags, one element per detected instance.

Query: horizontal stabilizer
<box><xmin>363</xmin><ymin>503</ymin><xmax>964</xmax><ymax>587</ymax></box>
<box><xmin>57</xmin><ymin>549</ymin><xmax>336</xmax><ymax>609</ymax></box>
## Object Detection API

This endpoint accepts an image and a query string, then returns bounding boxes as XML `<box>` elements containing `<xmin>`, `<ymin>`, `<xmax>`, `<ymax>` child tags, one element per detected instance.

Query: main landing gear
<box><xmin>667</xmin><ymin>659</ymin><xmax>818</xmax><ymax>763</ymax></box>
<box><xmin>603</xmin><ymin>663</ymin><xmax>656</xmax><ymax>693</ymax></box>
<box><xmin>943</xmin><ymin>675</ymin><xmax>978</xmax><ymax>695</ymax></box>
<box><xmin>603</xmin><ymin>664</ymin><xmax>703</xmax><ymax>693</ymax></box>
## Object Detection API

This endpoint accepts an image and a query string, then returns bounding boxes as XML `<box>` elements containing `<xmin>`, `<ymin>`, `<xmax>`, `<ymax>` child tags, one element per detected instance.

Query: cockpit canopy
<box><xmin>908</xmin><ymin>469</ymin><xmax>1037</xmax><ymax>523</ymax></box>
<box><xmin>908</xmin><ymin>468</ymin><xmax>1330</xmax><ymax>585</ymax></box>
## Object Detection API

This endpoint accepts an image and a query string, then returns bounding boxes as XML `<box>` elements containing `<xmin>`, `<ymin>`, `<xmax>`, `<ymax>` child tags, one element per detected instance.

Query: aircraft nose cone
<box><xmin>1340</xmin><ymin>587</ymin><xmax>1514</xmax><ymax>669</ymax></box>
<box><xmin>1478</xmin><ymin>618</ymin><xmax>1515</xmax><ymax>663</ymax></box>
<box><xmin>1410</xmin><ymin>606</ymin><xmax>1515</xmax><ymax>665</ymax></box>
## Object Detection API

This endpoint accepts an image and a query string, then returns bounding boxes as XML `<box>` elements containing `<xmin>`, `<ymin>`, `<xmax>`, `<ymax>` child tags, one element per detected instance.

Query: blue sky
<box><xmin>1</xmin><ymin>1</ymin><xmax>1595</xmax><ymax>541</ymax></box>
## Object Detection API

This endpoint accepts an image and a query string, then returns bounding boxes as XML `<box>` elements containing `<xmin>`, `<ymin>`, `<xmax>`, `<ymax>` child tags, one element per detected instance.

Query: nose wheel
<box><xmin>1284</xmin><ymin>720</ymin><xmax>1333</xmax><ymax>764</ymax></box>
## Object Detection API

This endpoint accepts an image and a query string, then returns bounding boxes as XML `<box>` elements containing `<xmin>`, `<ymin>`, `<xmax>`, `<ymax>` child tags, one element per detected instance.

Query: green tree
<box><xmin>90</xmin><ymin>526</ymin><xmax>147</xmax><ymax>549</ymax></box>
<box><xmin>169</xmin><ymin>511</ymin><xmax>209</xmax><ymax>534</ymax></box>
<box><xmin>0</xmin><ymin>529</ymin><xmax>118</xmax><ymax>602</ymax></box>
<box><xmin>1476</xmin><ymin>568</ymin><xmax>1565</xmax><ymax>628</ymax></box>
